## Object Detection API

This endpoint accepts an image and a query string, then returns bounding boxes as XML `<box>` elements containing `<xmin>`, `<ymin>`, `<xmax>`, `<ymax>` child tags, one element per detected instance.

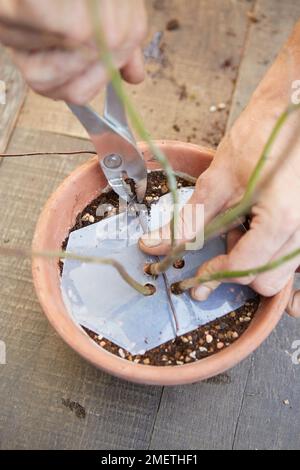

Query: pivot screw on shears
<box><xmin>103</xmin><ymin>154</ymin><xmax>123</xmax><ymax>170</ymax></box>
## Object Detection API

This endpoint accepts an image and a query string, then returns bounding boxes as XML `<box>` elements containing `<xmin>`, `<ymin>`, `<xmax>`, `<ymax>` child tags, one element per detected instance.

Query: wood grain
<box><xmin>232</xmin><ymin>317</ymin><xmax>300</xmax><ymax>450</ymax></box>
<box><xmin>0</xmin><ymin>47</ymin><xmax>26</xmax><ymax>153</ymax></box>
<box><xmin>149</xmin><ymin>361</ymin><xmax>253</xmax><ymax>450</ymax></box>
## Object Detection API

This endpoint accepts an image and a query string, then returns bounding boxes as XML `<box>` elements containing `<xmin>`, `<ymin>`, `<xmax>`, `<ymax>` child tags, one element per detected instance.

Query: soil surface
<box><xmin>61</xmin><ymin>170</ymin><xmax>260</xmax><ymax>367</ymax></box>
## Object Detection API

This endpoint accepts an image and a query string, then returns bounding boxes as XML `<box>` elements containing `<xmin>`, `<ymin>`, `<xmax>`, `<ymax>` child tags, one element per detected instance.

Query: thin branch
<box><xmin>171</xmin><ymin>246</ymin><xmax>300</xmax><ymax>293</ymax></box>
<box><xmin>243</xmin><ymin>104</ymin><xmax>299</xmax><ymax>202</ymax></box>
<box><xmin>0</xmin><ymin>151</ymin><xmax>97</xmax><ymax>158</ymax></box>
<box><xmin>0</xmin><ymin>246</ymin><xmax>155</xmax><ymax>296</ymax></box>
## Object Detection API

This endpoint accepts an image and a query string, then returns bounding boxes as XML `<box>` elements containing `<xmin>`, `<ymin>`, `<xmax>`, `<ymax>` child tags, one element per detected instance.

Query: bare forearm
<box><xmin>252</xmin><ymin>19</ymin><xmax>300</xmax><ymax>110</ymax></box>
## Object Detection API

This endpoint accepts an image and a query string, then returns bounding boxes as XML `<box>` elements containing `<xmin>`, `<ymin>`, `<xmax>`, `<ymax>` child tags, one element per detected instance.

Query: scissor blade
<box><xmin>104</xmin><ymin>84</ymin><xmax>135</xmax><ymax>142</ymax></box>
<box><xmin>67</xmin><ymin>104</ymin><xmax>147</xmax><ymax>202</ymax></box>
<box><xmin>68</xmin><ymin>103</ymin><xmax>109</xmax><ymax>136</ymax></box>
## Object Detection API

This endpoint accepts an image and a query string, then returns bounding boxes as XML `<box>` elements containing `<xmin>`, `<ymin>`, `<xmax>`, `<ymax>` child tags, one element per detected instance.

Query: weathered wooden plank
<box><xmin>129</xmin><ymin>0</ymin><xmax>254</xmax><ymax>148</ymax></box>
<box><xmin>149</xmin><ymin>361</ymin><xmax>253</xmax><ymax>450</ymax></box>
<box><xmin>0</xmin><ymin>47</ymin><xmax>26</xmax><ymax>153</ymax></box>
<box><xmin>0</xmin><ymin>128</ymin><xmax>162</xmax><ymax>450</ymax></box>
<box><xmin>232</xmin><ymin>316</ymin><xmax>300</xmax><ymax>450</ymax></box>
<box><xmin>17</xmin><ymin>90</ymin><xmax>91</xmax><ymax>140</ymax></box>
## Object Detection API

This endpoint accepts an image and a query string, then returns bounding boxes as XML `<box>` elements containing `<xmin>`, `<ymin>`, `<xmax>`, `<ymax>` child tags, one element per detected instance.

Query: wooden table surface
<box><xmin>1</xmin><ymin>0</ymin><xmax>300</xmax><ymax>450</ymax></box>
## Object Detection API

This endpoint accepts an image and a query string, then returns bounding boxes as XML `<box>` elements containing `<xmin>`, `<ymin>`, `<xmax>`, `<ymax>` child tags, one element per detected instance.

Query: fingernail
<box><xmin>193</xmin><ymin>285</ymin><xmax>212</xmax><ymax>301</ymax></box>
<box><xmin>141</xmin><ymin>235</ymin><xmax>161</xmax><ymax>248</ymax></box>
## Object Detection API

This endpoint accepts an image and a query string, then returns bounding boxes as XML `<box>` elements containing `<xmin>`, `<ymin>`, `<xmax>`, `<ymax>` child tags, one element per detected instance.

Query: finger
<box><xmin>287</xmin><ymin>289</ymin><xmax>300</xmax><ymax>318</ymax></box>
<box><xmin>44</xmin><ymin>62</ymin><xmax>108</xmax><ymax>104</ymax></box>
<box><xmin>191</xmin><ymin>215</ymin><xmax>293</xmax><ymax>301</ymax></box>
<box><xmin>11</xmin><ymin>48</ymin><xmax>98</xmax><ymax>93</ymax></box>
<box><xmin>250</xmin><ymin>230</ymin><xmax>300</xmax><ymax>297</ymax></box>
<box><xmin>139</xmin><ymin>169</ymin><xmax>233</xmax><ymax>256</ymax></box>
<box><xmin>191</xmin><ymin>227</ymin><xmax>243</xmax><ymax>301</ymax></box>
<box><xmin>121</xmin><ymin>48</ymin><xmax>145</xmax><ymax>84</ymax></box>
<box><xmin>191</xmin><ymin>254</ymin><xmax>228</xmax><ymax>301</ymax></box>
<box><xmin>0</xmin><ymin>22</ymin><xmax>64</xmax><ymax>50</ymax></box>
<box><xmin>139</xmin><ymin>203</ymin><xmax>204</xmax><ymax>257</ymax></box>
<box><xmin>100</xmin><ymin>0</ymin><xmax>147</xmax><ymax>64</ymax></box>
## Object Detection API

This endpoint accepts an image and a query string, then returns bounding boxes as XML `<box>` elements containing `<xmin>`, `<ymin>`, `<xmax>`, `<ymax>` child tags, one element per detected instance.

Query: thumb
<box><xmin>287</xmin><ymin>289</ymin><xmax>300</xmax><ymax>318</ymax></box>
<box><xmin>139</xmin><ymin>170</ymin><xmax>233</xmax><ymax>256</ymax></box>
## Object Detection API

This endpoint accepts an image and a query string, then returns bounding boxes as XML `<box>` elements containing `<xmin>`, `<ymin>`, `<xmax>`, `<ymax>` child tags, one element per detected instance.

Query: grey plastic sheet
<box><xmin>61</xmin><ymin>188</ymin><xmax>255</xmax><ymax>355</ymax></box>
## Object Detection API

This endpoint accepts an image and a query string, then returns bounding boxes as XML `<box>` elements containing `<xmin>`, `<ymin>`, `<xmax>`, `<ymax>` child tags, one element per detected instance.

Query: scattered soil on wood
<box><xmin>221</xmin><ymin>58</ymin><xmax>233</xmax><ymax>70</ymax></box>
<box><xmin>62</xmin><ymin>398</ymin><xmax>86</xmax><ymax>419</ymax></box>
<box><xmin>60</xmin><ymin>170</ymin><xmax>260</xmax><ymax>366</ymax></box>
<box><xmin>166</xmin><ymin>18</ymin><xmax>181</xmax><ymax>31</ymax></box>
<box><xmin>247</xmin><ymin>11</ymin><xmax>260</xmax><ymax>23</ymax></box>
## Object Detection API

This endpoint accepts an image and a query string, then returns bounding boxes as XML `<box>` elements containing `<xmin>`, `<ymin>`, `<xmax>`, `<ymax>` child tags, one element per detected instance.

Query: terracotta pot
<box><xmin>32</xmin><ymin>141</ymin><xmax>293</xmax><ymax>386</ymax></box>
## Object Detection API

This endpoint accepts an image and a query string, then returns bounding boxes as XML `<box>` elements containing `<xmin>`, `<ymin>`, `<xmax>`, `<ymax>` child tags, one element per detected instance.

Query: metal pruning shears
<box><xmin>67</xmin><ymin>84</ymin><xmax>147</xmax><ymax>203</ymax></box>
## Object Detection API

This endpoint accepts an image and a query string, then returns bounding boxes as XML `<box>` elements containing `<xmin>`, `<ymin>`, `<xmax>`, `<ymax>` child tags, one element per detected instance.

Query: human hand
<box><xmin>139</xmin><ymin>20</ymin><xmax>300</xmax><ymax>317</ymax></box>
<box><xmin>0</xmin><ymin>0</ymin><xmax>147</xmax><ymax>103</ymax></box>
<box><xmin>140</xmin><ymin>100</ymin><xmax>300</xmax><ymax>316</ymax></box>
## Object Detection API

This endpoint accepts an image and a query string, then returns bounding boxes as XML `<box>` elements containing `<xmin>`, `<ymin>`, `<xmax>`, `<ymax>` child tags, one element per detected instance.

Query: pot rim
<box><xmin>32</xmin><ymin>140</ymin><xmax>292</xmax><ymax>386</ymax></box>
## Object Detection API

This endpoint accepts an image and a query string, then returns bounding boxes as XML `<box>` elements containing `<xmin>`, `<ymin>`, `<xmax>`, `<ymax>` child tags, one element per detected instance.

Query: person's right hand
<box><xmin>139</xmin><ymin>18</ymin><xmax>300</xmax><ymax>318</ymax></box>
<box><xmin>0</xmin><ymin>0</ymin><xmax>147</xmax><ymax>104</ymax></box>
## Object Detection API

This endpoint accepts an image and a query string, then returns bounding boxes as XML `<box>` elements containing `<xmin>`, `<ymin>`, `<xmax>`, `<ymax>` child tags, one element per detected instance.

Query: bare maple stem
<box><xmin>0</xmin><ymin>151</ymin><xmax>97</xmax><ymax>158</ymax></box>
<box><xmin>172</xmin><ymin>247</ymin><xmax>300</xmax><ymax>293</ymax></box>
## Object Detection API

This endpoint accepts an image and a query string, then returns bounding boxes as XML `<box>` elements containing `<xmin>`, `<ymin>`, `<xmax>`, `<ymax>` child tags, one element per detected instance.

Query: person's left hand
<box><xmin>0</xmin><ymin>0</ymin><xmax>147</xmax><ymax>104</ymax></box>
